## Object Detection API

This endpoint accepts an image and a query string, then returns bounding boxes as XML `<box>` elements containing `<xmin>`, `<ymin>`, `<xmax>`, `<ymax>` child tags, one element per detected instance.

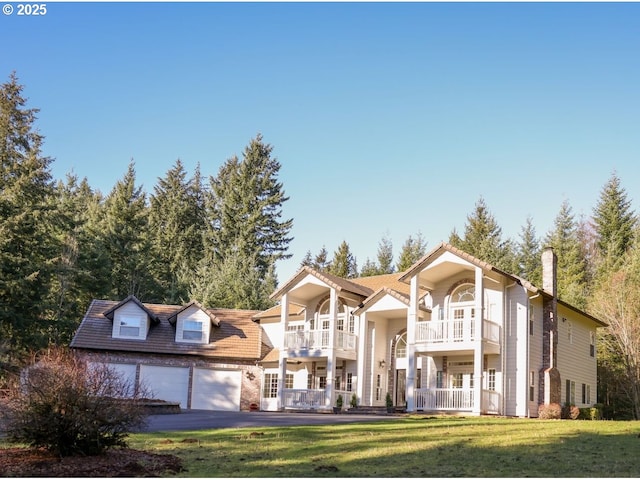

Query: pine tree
<box><xmin>101</xmin><ymin>161</ymin><xmax>156</xmax><ymax>300</ymax></box>
<box><xmin>450</xmin><ymin>196</ymin><xmax>514</xmax><ymax>270</ymax></box>
<box><xmin>516</xmin><ymin>216</ymin><xmax>542</xmax><ymax>286</ymax></box>
<box><xmin>199</xmin><ymin>134</ymin><xmax>291</xmax><ymax>308</ymax></box>
<box><xmin>328</xmin><ymin>240</ymin><xmax>358</xmax><ymax>278</ymax></box>
<box><xmin>592</xmin><ymin>172</ymin><xmax>636</xmax><ymax>275</ymax></box>
<box><xmin>396</xmin><ymin>232</ymin><xmax>427</xmax><ymax>272</ymax></box>
<box><xmin>360</xmin><ymin>235</ymin><xmax>395</xmax><ymax>277</ymax></box>
<box><xmin>545</xmin><ymin>200</ymin><xmax>588</xmax><ymax>309</ymax></box>
<box><xmin>0</xmin><ymin>73</ymin><xmax>56</xmax><ymax>354</ymax></box>
<box><xmin>359</xmin><ymin>258</ymin><xmax>379</xmax><ymax>277</ymax></box>
<box><xmin>149</xmin><ymin>159</ymin><xmax>204</xmax><ymax>303</ymax></box>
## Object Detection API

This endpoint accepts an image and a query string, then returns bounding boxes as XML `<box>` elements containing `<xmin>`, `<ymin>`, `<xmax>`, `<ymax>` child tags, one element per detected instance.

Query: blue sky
<box><xmin>2</xmin><ymin>2</ymin><xmax>639</xmax><ymax>284</ymax></box>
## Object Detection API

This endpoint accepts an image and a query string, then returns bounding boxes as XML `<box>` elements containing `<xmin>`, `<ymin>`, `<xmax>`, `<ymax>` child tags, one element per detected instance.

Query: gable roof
<box><xmin>167</xmin><ymin>300</ymin><xmax>221</xmax><ymax>327</ymax></box>
<box><xmin>270</xmin><ymin>265</ymin><xmax>373</xmax><ymax>300</ymax></box>
<box><xmin>70</xmin><ymin>299</ymin><xmax>263</xmax><ymax>360</ymax></box>
<box><xmin>102</xmin><ymin>295</ymin><xmax>161</xmax><ymax>325</ymax></box>
<box><xmin>398</xmin><ymin>242</ymin><xmax>606</xmax><ymax>327</ymax></box>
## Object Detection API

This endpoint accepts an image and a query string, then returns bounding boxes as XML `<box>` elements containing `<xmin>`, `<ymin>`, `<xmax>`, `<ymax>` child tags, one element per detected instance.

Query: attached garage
<box><xmin>139</xmin><ymin>365</ymin><xmax>190</xmax><ymax>408</ymax></box>
<box><xmin>191</xmin><ymin>368</ymin><xmax>242</xmax><ymax>411</ymax></box>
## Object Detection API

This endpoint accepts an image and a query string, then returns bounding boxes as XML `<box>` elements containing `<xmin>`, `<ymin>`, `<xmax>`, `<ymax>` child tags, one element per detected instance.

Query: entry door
<box><xmin>396</xmin><ymin>369</ymin><xmax>406</xmax><ymax>406</ymax></box>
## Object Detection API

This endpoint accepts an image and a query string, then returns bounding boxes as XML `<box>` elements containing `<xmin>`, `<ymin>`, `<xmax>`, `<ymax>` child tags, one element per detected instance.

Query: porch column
<box><xmin>473</xmin><ymin>267</ymin><xmax>484</xmax><ymax>414</ymax></box>
<box><xmin>277</xmin><ymin>293</ymin><xmax>290</xmax><ymax>411</ymax></box>
<box><xmin>356</xmin><ymin>311</ymin><xmax>367</xmax><ymax>407</ymax></box>
<box><xmin>326</xmin><ymin>288</ymin><xmax>338</xmax><ymax>409</ymax></box>
<box><xmin>406</xmin><ymin>275</ymin><xmax>419</xmax><ymax>412</ymax></box>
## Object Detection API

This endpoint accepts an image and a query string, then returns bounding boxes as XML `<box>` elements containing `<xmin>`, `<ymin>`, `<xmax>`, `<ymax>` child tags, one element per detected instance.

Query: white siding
<box><xmin>111</xmin><ymin>302</ymin><xmax>149</xmax><ymax>340</ymax></box>
<box><xmin>556</xmin><ymin>306</ymin><xmax>598</xmax><ymax>406</ymax></box>
<box><xmin>504</xmin><ymin>284</ymin><xmax>528</xmax><ymax>416</ymax></box>
<box><xmin>527</xmin><ymin>298</ymin><xmax>544</xmax><ymax>416</ymax></box>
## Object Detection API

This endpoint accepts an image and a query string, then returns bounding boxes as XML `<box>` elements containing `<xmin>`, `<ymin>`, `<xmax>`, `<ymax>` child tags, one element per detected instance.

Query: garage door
<box><xmin>89</xmin><ymin>362</ymin><xmax>137</xmax><ymax>397</ymax></box>
<box><xmin>191</xmin><ymin>368</ymin><xmax>242</xmax><ymax>411</ymax></box>
<box><xmin>139</xmin><ymin>365</ymin><xmax>189</xmax><ymax>408</ymax></box>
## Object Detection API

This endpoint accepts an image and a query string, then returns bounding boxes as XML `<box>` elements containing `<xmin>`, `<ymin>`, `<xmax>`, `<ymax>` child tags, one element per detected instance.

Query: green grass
<box><xmin>126</xmin><ymin>416</ymin><xmax>640</xmax><ymax>477</ymax></box>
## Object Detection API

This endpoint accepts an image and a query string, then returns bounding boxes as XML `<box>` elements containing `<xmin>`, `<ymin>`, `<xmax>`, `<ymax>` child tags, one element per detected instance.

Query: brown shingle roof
<box><xmin>70</xmin><ymin>299</ymin><xmax>262</xmax><ymax>360</ymax></box>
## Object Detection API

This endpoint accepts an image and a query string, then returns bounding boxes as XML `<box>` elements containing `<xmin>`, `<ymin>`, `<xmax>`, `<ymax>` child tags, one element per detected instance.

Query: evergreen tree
<box><xmin>360</xmin><ymin>235</ymin><xmax>395</xmax><ymax>277</ymax></box>
<box><xmin>396</xmin><ymin>232</ymin><xmax>427</xmax><ymax>272</ymax></box>
<box><xmin>199</xmin><ymin>135</ymin><xmax>291</xmax><ymax>308</ymax></box>
<box><xmin>592</xmin><ymin>172</ymin><xmax>636</xmax><ymax>275</ymax></box>
<box><xmin>47</xmin><ymin>174</ymin><xmax>110</xmax><ymax>345</ymax></box>
<box><xmin>450</xmin><ymin>196</ymin><xmax>514</xmax><ymax>270</ymax></box>
<box><xmin>149</xmin><ymin>159</ymin><xmax>204</xmax><ymax>303</ymax></box>
<box><xmin>0</xmin><ymin>73</ymin><xmax>56</xmax><ymax>355</ymax></box>
<box><xmin>359</xmin><ymin>258</ymin><xmax>379</xmax><ymax>277</ymax></box>
<box><xmin>328</xmin><ymin>240</ymin><xmax>358</xmax><ymax>278</ymax></box>
<box><xmin>101</xmin><ymin>162</ymin><xmax>156</xmax><ymax>300</ymax></box>
<box><xmin>516</xmin><ymin>216</ymin><xmax>542</xmax><ymax>286</ymax></box>
<box><xmin>544</xmin><ymin>200</ymin><xmax>588</xmax><ymax>309</ymax></box>
<box><xmin>314</xmin><ymin>246</ymin><xmax>331</xmax><ymax>272</ymax></box>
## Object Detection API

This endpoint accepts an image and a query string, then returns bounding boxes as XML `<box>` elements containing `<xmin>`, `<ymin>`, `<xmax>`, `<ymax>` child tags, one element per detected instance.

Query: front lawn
<box><xmin>129</xmin><ymin>416</ymin><xmax>640</xmax><ymax>477</ymax></box>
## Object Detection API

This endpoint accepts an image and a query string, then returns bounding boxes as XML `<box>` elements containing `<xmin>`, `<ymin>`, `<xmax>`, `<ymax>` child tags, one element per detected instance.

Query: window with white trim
<box><xmin>529</xmin><ymin>304</ymin><xmax>534</xmax><ymax>336</ymax></box>
<box><xmin>590</xmin><ymin>331</ymin><xmax>595</xmax><ymax>357</ymax></box>
<box><xmin>488</xmin><ymin>369</ymin><xmax>496</xmax><ymax>391</ymax></box>
<box><xmin>529</xmin><ymin>371</ymin><xmax>535</xmax><ymax>402</ymax></box>
<box><xmin>567</xmin><ymin>320</ymin><xmax>573</xmax><ymax>344</ymax></box>
<box><xmin>183</xmin><ymin>319</ymin><xmax>204</xmax><ymax>341</ymax></box>
<box><xmin>118</xmin><ymin>316</ymin><xmax>141</xmax><ymax>337</ymax></box>
<box><xmin>346</xmin><ymin>372</ymin><xmax>353</xmax><ymax>392</ymax></box>
<box><xmin>285</xmin><ymin>374</ymin><xmax>294</xmax><ymax>389</ymax></box>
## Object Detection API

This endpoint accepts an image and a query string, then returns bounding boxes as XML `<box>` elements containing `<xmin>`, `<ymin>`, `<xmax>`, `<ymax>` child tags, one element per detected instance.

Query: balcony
<box><xmin>284</xmin><ymin>329</ymin><xmax>357</xmax><ymax>352</ymax></box>
<box><xmin>415</xmin><ymin>318</ymin><xmax>501</xmax><ymax>353</ymax></box>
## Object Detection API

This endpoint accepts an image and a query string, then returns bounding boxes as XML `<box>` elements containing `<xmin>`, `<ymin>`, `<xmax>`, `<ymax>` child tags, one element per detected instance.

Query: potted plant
<box><xmin>385</xmin><ymin>392</ymin><xmax>394</xmax><ymax>413</ymax></box>
<box><xmin>350</xmin><ymin>393</ymin><xmax>358</xmax><ymax>409</ymax></box>
<box><xmin>334</xmin><ymin>394</ymin><xmax>343</xmax><ymax>414</ymax></box>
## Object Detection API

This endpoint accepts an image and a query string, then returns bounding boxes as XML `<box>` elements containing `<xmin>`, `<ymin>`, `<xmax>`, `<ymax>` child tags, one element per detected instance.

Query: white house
<box><xmin>255</xmin><ymin>243</ymin><xmax>605</xmax><ymax>417</ymax></box>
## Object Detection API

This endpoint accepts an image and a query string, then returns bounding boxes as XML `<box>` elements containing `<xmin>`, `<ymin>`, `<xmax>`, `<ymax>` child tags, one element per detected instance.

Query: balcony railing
<box><xmin>283</xmin><ymin>389</ymin><xmax>326</xmax><ymax>409</ymax></box>
<box><xmin>284</xmin><ymin>329</ymin><xmax>357</xmax><ymax>351</ymax></box>
<box><xmin>415</xmin><ymin>388</ymin><xmax>474</xmax><ymax>410</ymax></box>
<box><xmin>415</xmin><ymin>319</ymin><xmax>501</xmax><ymax>345</ymax></box>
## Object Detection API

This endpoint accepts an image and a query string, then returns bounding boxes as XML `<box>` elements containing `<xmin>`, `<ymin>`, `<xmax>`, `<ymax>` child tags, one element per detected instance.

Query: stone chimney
<box><xmin>540</xmin><ymin>246</ymin><xmax>560</xmax><ymax>407</ymax></box>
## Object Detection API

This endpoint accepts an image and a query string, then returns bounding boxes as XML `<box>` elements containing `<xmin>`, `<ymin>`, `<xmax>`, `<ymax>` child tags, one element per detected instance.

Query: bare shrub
<box><xmin>538</xmin><ymin>403</ymin><xmax>562</xmax><ymax>419</ymax></box>
<box><xmin>1</xmin><ymin>348</ymin><xmax>148</xmax><ymax>457</ymax></box>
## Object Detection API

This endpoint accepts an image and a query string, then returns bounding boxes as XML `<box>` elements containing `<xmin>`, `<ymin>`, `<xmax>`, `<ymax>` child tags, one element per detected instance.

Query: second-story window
<box><xmin>396</xmin><ymin>333</ymin><xmax>407</xmax><ymax>358</ymax></box>
<box><xmin>183</xmin><ymin>320</ymin><xmax>203</xmax><ymax>341</ymax></box>
<box><xmin>118</xmin><ymin>316</ymin><xmax>141</xmax><ymax>337</ymax></box>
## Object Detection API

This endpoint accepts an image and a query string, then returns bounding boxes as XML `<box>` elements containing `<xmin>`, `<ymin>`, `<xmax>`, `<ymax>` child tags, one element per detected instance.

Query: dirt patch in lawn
<box><xmin>0</xmin><ymin>446</ymin><xmax>183</xmax><ymax>477</ymax></box>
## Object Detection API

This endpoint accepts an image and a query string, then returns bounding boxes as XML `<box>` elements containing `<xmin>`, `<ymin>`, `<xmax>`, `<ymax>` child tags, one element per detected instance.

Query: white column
<box><xmin>326</xmin><ymin>288</ymin><xmax>338</xmax><ymax>409</ymax></box>
<box><xmin>277</xmin><ymin>293</ymin><xmax>289</xmax><ymax>411</ymax></box>
<box><xmin>473</xmin><ymin>267</ymin><xmax>484</xmax><ymax>414</ymax></box>
<box><xmin>356</xmin><ymin>311</ymin><xmax>367</xmax><ymax>407</ymax></box>
<box><xmin>406</xmin><ymin>275</ymin><xmax>419</xmax><ymax>412</ymax></box>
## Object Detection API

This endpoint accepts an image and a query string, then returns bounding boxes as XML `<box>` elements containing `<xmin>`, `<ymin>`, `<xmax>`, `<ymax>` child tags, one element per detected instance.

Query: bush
<box><xmin>538</xmin><ymin>403</ymin><xmax>562</xmax><ymax>419</ymax></box>
<box><xmin>350</xmin><ymin>393</ymin><xmax>358</xmax><ymax>408</ymax></box>
<box><xmin>578</xmin><ymin>406</ymin><xmax>603</xmax><ymax>420</ymax></box>
<box><xmin>561</xmin><ymin>404</ymin><xmax>580</xmax><ymax>420</ymax></box>
<box><xmin>1</xmin><ymin>348</ymin><xmax>148</xmax><ymax>457</ymax></box>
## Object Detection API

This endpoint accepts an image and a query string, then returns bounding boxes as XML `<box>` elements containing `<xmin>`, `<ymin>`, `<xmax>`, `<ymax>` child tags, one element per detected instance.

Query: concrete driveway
<box><xmin>142</xmin><ymin>410</ymin><xmax>393</xmax><ymax>432</ymax></box>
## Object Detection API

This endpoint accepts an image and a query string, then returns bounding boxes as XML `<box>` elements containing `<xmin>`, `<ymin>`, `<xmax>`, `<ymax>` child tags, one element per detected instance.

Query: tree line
<box><xmin>2</xmin><ymin>73</ymin><xmax>639</xmax><ymax>419</ymax></box>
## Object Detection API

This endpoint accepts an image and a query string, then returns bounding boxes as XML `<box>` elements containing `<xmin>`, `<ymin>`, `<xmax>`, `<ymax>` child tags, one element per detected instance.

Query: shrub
<box><xmin>538</xmin><ymin>403</ymin><xmax>562</xmax><ymax>419</ymax></box>
<box><xmin>578</xmin><ymin>406</ymin><xmax>603</xmax><ymax>420</ymax></box>
<box><xmin>1</xmin><ymin>348</ymin><xmax>148</xmax><ymax>457</ymax></box>
<box><xmin>350</xmin><ymin>393</ymin><xmax>358</xmax><ymax>408</ymax></box>
<box><xmin>561</xmin><ymin>404</ymin><xmax>580</xmax><ymax>420</ymax></box>
<box><xmin>335</xmin><ymin>394</ymin><xmax>343</xmax><ymax>409</ymax></box>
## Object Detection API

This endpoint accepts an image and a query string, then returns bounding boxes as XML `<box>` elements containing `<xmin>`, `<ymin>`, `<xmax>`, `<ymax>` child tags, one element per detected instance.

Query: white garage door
<box><xmin>89</xmin><ymin>362</ymin><xmax>137</xmax><ymax>397</ymax></box>
<box><xmin>139</xmin><ymin>365</ymin><xmax>190</xmax><ymax>408</ymax></box>
<box><xmin>191</xmin><ymin>368</ymin><xmax>242</xmax><ymax>411</ymax></box>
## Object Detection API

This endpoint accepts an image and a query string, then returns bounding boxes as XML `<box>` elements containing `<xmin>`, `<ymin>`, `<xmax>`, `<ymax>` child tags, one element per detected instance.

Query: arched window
<box><xmin>448</xmin><ymin>283</ymin><xmax>476</xmax><ymax>339</ymax></box>
<box><xmin>451</xmin><ymin>284</ymin><xmax>475</xmax><ymax>303</ymax></box>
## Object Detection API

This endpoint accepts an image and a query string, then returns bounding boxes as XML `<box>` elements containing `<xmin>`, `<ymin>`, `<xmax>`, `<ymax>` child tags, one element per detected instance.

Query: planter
<box><xmin>333</xmin><ymin>407</ymin><xmax>341</xmax><ymax>414</ymax></box>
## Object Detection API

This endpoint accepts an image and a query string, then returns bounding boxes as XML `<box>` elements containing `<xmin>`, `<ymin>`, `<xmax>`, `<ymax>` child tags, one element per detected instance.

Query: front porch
<box><xmin>415</xmin><ymin>388</ymin><xmax>501</xmax><ymax>414</ymax></box>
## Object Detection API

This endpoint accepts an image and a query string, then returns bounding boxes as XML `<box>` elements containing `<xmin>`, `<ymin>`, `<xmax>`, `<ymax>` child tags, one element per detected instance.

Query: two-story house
<box><xmin>256</xmin><ymin>243</ymin><xmax>605</xmax><ymax>416</ymax></box>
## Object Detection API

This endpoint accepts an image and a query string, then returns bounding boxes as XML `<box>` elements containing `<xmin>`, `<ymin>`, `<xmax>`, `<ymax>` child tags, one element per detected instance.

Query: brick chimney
<box><xmin>540</xmin><ymin>246</ymin><xmax>560</xmax><ymax>406</ymax></box>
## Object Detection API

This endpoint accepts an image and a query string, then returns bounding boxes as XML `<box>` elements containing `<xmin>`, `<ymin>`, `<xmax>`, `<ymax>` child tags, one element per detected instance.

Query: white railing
<box><xmin>415</xmin><ymin>319</ymin><xmax>500</xmax><ymax>346</ymax></box>
<box><xmin>482</xmin><ymin>389</ymin><xmax>501</xmax><ymax>413</ymax></box>
<box><xmin>284</xmin><ymin>389</ymin><xmax>326</xmax><ymax>409</ymax></box>
<box><xmin>284</xmin><ymin>329</ymin><xmax>356</xmax><ymax>351</ymax></box>
<box><xmin>415</xmin><ymin>388</ymin><xmax>474</xmax><ymax>410</ymax></box>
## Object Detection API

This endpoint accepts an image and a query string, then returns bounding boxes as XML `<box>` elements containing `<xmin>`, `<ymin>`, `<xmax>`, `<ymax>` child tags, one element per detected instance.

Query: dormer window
<box><xmin>118</xmin><ymin>316</ymin><xmax>141</xmax><ymax>337</ymax></box>
<box><xmin>183</xmin><ymin>319</ymin><xmax>204</xmax><ymax>341</ymax></box>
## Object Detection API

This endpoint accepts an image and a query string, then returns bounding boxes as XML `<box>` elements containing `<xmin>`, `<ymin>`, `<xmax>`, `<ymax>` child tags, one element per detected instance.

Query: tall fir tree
<box><xmin>328</xmin><ymin>240</ymin><xmax>358</xmax><ymax>278</ymax></box>
<box><xmin>516</xmin><ymin>216</ymin><xmax>542</xmax><ymax>286</ymax></box>
<box><xmin>101</xmin><ymin>161</ymin><xmax>156</xmax><ymax>300</ymax></box>
<box><xmin>396</xmin><ymin>232</ymin><xmax>427</xmax><ymax>272</ymax></box>
<box><xmin>200</xmin><ymin>135</ymin><xmax>292</xmax><ymax>307</ymax></box>
<box><xmin>544</xmin><ymin>200</ymin><xmax>588</xmax><ymax>309</ymax></box>
<box><xmin>360</xmin><ymin>234</ymin><xmax>395</xmax><ymax>277</ymax></box>
<box><xmin>449</xmin><ymin>196</ymin><xmax>514</xmax><ymax>271</ymax></box>
<box><xmin>592</xmin><ymin>172</ymin><xmax>636</xmax><ymax>276</ymax></box>
<box><xmin>0</xmin><ymin>73</ymin><xmax>57</xmax><ymax>356</ymax></box>
<box><xmin>149</xmin><ymin>159</ymin><xmax>205</xmax><ymax>303</ymax></box>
